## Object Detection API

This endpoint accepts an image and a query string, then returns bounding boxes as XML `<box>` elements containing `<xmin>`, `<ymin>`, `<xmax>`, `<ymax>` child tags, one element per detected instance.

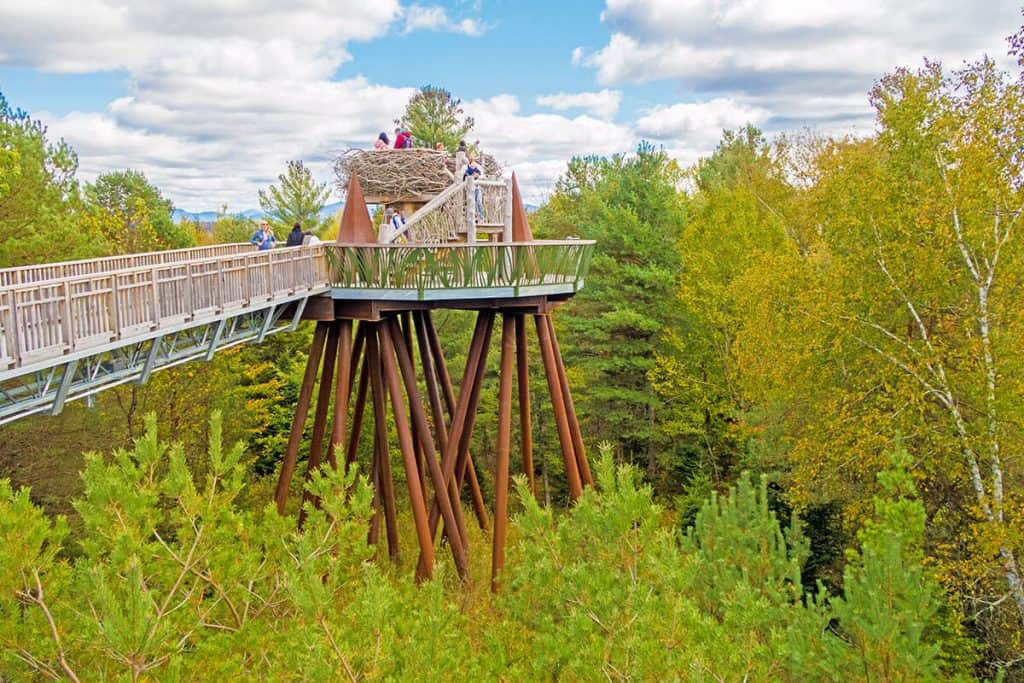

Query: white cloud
<box><xmin>402</xmin><ymin>4</ymin><xmax>487</xmax><ymax>36</ymax></box>
<box><xmin>536</xmin><ymin>89</ymin><xmax>622</xmax><ymax>120</ymax></box>
<box><xmin>585</xmin><ymin>0</ymin><xmax>1018</xmax><ymax>134</ymax></box>
<box><xmin>636</xmin><ymin>98</ymin><xmax>769</xmax><ymax>148</ymax></box>
<box><xmin>463</xmin><ymin>95</ymin><xmax>637</xmax><ymax>203</ymax></box>
<box><xmin>0</xmin><ymin>1</ymin><xmax>401</xmax><ymax>74</ymax></box>
<box><xmin>1</xmin><ymin>0</ymin><xmax>1016</xmax><ymax>212</ymax></box>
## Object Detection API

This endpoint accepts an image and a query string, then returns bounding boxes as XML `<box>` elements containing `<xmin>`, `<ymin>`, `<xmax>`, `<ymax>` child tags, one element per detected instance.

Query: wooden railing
<box><xmin>328</xmin><ymin>240</ymin><xmax>594</xmax><ymax>292</ymax></box>
<box><xmin>0</xmin><ymin>247</ymin><xmax>331</xmax><ymax>370</ymax></box>
<box><xmin>0</xmin><ymin>243</ymin><xmax>258</xmax><ymax>287</ymax></box>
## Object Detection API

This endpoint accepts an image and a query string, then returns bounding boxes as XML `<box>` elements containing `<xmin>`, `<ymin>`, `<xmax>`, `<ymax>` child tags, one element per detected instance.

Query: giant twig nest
<box><xmin>334</xmin><ymin>148</ymin><xmax>501</xmax><ymax>200</ymax></box>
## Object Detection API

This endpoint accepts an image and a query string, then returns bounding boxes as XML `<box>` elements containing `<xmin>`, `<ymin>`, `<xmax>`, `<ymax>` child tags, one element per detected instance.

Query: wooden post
<box><xmin>492</xmin><ymin>314</ymin><xmax>515</xmax><ymax>591</ymax></box>
<box><xmin>503</xmin><ymin>177</ymin><xmax>513</xmax><ymax>243</ymax></box>
<box><xmin>275</xmin><ymin>321</ymin><xmax>329</xmax><ymax>514</ymax></box>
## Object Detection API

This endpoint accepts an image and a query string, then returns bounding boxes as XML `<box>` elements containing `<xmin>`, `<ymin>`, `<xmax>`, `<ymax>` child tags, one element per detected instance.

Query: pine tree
<box><xmin>257</xmin><ymin>160</ymin><xmax>331</xmax><ymax>234</ymax></box>
<box><xmin>397</xmin><ymin>85</ymin><xmax>474</xmax><ymax>151</ymax></box>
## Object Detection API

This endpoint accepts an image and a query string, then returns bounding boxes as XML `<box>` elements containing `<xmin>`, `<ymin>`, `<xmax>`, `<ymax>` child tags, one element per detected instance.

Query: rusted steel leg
<box><xmin>425</xmin><ymin>315</ymin><xmax>485</xmax><ymax>528</ymax></box>
<box><xmin>391</xmin><ymin>319</ymin><xmax>469</xmax><ymax>552</ymax></box>
<box><xmin>515</xmin><ymin>313</ymin><xmax>535</xmax><ymax>495</ymax></box>
<box><xmin>299</xmin><ymin>321</ymin><xmax>340</xmax><ymax>524</ymax></box>
<box><xmin>387</xmin><ymin>318</ymin><xmax>469</xmax><ymax>581</ymax></box>
<box><xmin>397</xmin><ymin>313</ymin><xmax>426</xmax><ymax>492</ymax></box>
<box><xmin>424</xmin><ymin>311</ymin><xmax>489</xmax><ymax>525</ymax></box>
<box><xmin>427</xmin><ymin>311</ymin><xmax>492</xmax><ymax>537</ymax></box>
<box><xmin>413</xmin><ymin>312</ymin><xmax>449</xmax><ymax>458</ymax></box>
<box><xmin>367</xmin><ymin>430</ymin><xmax>381</xmax><ymax>546</ymax></box>
<box><xmin>412</xmin><ymin>313</ymin><xmax>470</xmax><ymax>552</ymax></box>
<box><xmin>377</xmin><ymin>322</ymin><xmax>437</xmax><ymax>582</ymax></box>
<box><xmin>535</xmin><ymin>314</ymin><xmax>582</xmax><ymax>501</ymax></box>
<box><xmin>344</xmin><ymin>356</ymin><xmax>369</xmax><ymax>472</ymax></box>
<box><xmin>367</xmin><ymin>326</ymin><xmax>400</xmax><ymax>563</ymax></box>
<box><xmin>492</xmin><ymin>314</ymin><xmax>516</xmax><ymax>592</ymax></box>
<box><xmin>455</xmin><ymin>312</ymin><xmax>494</xmax><ymax>498</ymax></box>
<box><xmin>326</xmin><ymin>319</ymin><xmax>353</xmax><ymax>470</ymax></box>
<box><xmin>546</xmin><ymin>315</ymin><xmax>592</xmax><ymax>488</ymax></box>
<box><xmin>275</xmin><ymin>321</ymin><xmax>329</xmax><ymax>514</ymax></box>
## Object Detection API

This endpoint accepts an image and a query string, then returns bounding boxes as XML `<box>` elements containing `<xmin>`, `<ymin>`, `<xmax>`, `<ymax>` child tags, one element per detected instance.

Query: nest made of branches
<box><xmin>333</xmin><ymin>148</ymin><xmax>501</xmax><ymax>200</ymax></box>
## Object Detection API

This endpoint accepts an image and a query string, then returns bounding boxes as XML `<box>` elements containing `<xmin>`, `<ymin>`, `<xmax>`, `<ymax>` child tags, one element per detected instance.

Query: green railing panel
<box><xmin>326</xmin><ymin>241</ymin><xmax>594</xmax><ymax>294</ymax></box>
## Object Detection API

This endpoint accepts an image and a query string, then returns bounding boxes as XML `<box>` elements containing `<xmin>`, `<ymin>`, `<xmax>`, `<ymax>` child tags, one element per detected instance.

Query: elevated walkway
<box><xmin>0</xmin><ymin>240</ymin><xmax>592</xmax><ymax>424</ymax></box>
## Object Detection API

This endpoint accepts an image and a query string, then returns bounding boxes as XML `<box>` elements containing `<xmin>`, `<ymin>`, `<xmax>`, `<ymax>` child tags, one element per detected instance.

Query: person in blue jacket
<box><xmin>250</xmin><ymin>221</ymin><xmax>276</xmax><ymax>250</ymax></box>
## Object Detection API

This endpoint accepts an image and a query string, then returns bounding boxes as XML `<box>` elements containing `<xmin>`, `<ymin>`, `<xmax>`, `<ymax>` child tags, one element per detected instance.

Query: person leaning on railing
<box><xmin>250</xmin><ymin>221</ymin><xmax>277</xmax><ymax>250</ymax></box>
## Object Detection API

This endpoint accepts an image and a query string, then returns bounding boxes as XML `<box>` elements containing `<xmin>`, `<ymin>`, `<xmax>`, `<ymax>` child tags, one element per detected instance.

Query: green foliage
<box><xmin>211</xmin><ymin>204</ymin><xmax>254</xmax><ymax>243</ymax></box>
<box><xmin>0</xmin><ymin>90</ymin><xmax>107</xmax><ymax>265</ymax></box>
<box><xmin>85</xmin><ymin>169</ymin><xmax>193</xmax><ymax>253</ymax></box>
<box><xmin>0</xmin><ymin>429</ymin><xmax>972</xmax><ymax>680</ymax></box>
<box><xmin>824</xmin><ymin>445</ymin><xmax>972</xmax><ymax>680</ymax></box>
<box><xmin>257</xmin><ymin>160</ymin><xmax>331</xmax><ymax>234</ymax></box>
<box><xmin>397</xmin><ymin>85</ymin><xmax>474</xmax><ymax>151</ymax></box>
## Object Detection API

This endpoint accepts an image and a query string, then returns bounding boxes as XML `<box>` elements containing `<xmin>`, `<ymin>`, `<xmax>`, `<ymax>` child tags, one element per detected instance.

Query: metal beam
<box><xmin>137</xmin><ymin>337</ymin><xmax>162</xmax><ymax>385</ymax></box>
<box><xmin>49</xmin><ymin>359</ymin><xmax>79</xmax><ymax>415</ymax></box>
<box><xmin>256</xmin><ymin>305</ymin><xmax>277</xmax><ymax>343</ymax></box>
<box><xmin>289</xmin><ymin>297</ymin><xmax>309</xmax><ymax>331</ymax></box>
<box><xmin>204</xmin><ymin>318</ymin><xmax>227</xmax><ymax>361</ymax></box>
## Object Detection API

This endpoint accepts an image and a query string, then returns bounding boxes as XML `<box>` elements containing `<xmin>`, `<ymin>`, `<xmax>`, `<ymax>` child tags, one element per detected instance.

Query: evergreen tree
<box><xmin>397</xmin><ymin>85</ymin><xmax>474</xmax><ymax>151</ymax></box>
<box><xmin>257</xmin><ymin>160</ymin><xmax>331</xmax><ymax>234</ymax></box>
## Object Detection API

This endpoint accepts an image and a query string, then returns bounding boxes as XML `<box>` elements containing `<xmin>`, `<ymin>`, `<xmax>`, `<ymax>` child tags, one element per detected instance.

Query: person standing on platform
<box><xmin>374</xmin><ymin>132</ymin><xmax>390</xmax><ymax>150</ymax></box>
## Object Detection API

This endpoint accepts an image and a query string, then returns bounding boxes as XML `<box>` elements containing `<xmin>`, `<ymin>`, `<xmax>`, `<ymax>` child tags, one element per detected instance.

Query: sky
<box><xmin>0</xmin><ymin>0</ymin><xmax>1020</xmax><ymax>211</ymax></box>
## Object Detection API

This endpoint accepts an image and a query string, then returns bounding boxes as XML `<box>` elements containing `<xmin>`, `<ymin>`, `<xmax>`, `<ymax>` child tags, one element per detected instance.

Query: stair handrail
<box><xmin>378</xmin><ymin>179</ymin><xmax>469</xmax><ymax>244</ymax></box>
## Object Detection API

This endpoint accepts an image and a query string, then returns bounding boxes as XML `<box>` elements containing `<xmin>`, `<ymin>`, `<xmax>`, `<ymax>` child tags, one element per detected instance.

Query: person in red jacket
<box><xmin>393</xmin><ymin>128</ymin><xmax>413</xmax><ymax>148</ymax></box>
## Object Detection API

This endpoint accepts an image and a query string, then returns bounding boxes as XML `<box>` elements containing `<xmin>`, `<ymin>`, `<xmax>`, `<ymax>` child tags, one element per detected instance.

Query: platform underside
<box><xmin>299</xmin><ymin>290</ymin><xmax>576</xmax><ymax>322</ymax></box>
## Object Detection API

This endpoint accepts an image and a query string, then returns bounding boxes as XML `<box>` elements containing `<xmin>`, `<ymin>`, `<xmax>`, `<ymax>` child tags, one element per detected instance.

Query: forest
<box><xmin>1</xmin><ymin>44</ymin><xmax>1023</xmax><ymax>681</ymax></box>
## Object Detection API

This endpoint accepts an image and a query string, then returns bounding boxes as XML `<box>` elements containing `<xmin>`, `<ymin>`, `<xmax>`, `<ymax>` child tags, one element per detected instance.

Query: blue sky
<box><xmin>0</xmin><ymin>1</ymin><xmax>1019</xmax><ymax>210</ymax></box>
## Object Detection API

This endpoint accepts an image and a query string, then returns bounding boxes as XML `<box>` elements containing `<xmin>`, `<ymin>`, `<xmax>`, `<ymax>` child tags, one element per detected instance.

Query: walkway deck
<box><xmin>0</xmin><ymin>240</ymin><xmax>593</xmax><ymax>423</ymax></box>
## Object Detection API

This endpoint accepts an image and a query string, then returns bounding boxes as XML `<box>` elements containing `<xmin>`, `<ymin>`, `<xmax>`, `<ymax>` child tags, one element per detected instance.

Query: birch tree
<box><xmin>731</xmin><ymin>59</ymin><xmax>1024</xmax><ymax>659</ymax></box>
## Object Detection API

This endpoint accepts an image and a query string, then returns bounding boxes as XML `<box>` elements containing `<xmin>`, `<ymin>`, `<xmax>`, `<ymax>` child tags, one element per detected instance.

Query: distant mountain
<box><xmin>172</xmin><ymin>200</ymin><xmax>534</xmax><ymax>225</ymax></box>
<box><xmin>172</xmin><ymin>201</ymin><xmax>345</xmax><ymax>225</ymax></box>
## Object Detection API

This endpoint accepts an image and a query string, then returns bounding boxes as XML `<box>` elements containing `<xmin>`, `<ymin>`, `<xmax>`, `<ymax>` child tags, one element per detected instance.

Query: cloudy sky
<box><xmin>0</xmin><ymin>0</ymin><xmax>1019</xmax><ymax>210</ymax></box>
